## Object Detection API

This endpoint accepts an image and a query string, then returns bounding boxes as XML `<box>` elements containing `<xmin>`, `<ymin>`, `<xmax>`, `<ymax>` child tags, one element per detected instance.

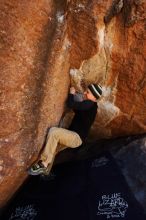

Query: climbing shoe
<box><xmin>28</xmin><ymin>160</ymin><xmax>47</xmax><ymax>176</ymax></box>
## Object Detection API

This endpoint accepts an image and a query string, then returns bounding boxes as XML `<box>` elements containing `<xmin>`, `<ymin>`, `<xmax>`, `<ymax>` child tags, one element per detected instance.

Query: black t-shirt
<box><xmin>67</xmin><ymin>94</ymin><xmax>98</xmax><ymax>141</ymax></box>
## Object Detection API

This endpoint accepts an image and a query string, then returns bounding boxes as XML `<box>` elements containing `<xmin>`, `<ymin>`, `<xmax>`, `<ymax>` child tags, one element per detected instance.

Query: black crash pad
<box><xmin>1</xmin><ymin>152</ymin><xmax>146</xmax><ymax>220</ymax></box>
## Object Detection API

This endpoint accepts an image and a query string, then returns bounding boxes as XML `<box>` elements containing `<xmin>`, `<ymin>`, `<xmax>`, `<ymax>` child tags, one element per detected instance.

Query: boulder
<box><xmin>0</xmin><ymin>0</ymin><xmax>146</xmax><ymax>208</ymax></box>
<box><xmin>0</xmin><ymin>0</ymin><xmax>70</xmax><ymax>208</ymax></box>
<box><xmin>67</xmin><ymin>0</ymin><xmax>146</xmax><ymax>139</ymax></box>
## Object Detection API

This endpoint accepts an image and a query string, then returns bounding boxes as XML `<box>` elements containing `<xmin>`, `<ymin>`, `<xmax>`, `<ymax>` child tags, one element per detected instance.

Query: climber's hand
<box><xmin>70</xmin><ymin>87</ymin><xmax>76</xmax><ymax>94</ymax></box>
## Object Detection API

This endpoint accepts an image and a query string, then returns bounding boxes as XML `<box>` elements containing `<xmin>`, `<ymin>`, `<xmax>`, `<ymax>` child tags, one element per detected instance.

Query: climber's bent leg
<box><xmin>40</xmin><ymin>127</ymin><xmax>82</xmax><ymax>167</ymax></box>
<box><xmin>28</xmin><ymin>127</ymin><xmax>82</xmax><ymax>176</ymax></box>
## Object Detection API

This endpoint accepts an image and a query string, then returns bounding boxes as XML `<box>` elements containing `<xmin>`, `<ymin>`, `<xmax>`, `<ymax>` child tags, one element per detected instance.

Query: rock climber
<box><xmin>28</xmin><ymin>84</ymin><xmax>103</xmax><ymax>176</ymax></box>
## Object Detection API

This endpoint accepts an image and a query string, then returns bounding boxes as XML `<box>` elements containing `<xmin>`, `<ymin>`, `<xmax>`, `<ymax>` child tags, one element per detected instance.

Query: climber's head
<box><xmin>84</xmin><ymin>84</ymin><xmax>102</xmax><ymax>101</ymax></box>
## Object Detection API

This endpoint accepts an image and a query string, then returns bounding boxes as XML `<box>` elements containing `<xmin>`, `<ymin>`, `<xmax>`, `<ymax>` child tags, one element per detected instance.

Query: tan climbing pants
<box><xmin>40</xmin><ymin>127</ymin><xmax>82</xmax><ymax>166</ymax></box>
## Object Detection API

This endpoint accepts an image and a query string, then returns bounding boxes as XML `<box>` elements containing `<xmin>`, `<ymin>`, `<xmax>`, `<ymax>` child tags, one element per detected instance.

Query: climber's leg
<box><xmin>28</xmin><ymin>127</ymin><xmax>82</xmax><ymax>176</ymax></box>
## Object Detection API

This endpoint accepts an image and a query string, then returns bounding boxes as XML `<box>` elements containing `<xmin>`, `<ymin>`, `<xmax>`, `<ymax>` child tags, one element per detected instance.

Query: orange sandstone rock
<box><xmin>0</xmin><ymin>0</ymin><xmax>70</xmax><ymax>208</ymax></box>
<box><xmin>67</xmin><ymin>0</ymin><xmax>146</xmax><ymax>139</ymax></box>
<box><xmin>0</xmin><ymin>0</ymin><xmax>146</xmax><ymax>208</ymax></box>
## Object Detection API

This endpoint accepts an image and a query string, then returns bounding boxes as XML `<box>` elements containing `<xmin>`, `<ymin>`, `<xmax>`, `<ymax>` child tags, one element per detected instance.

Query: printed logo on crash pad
<box><xmin>97</xmin><ymin>193</ymin><xmax>128</xmax><ymax>219</ymax></box>
<box><xmin>9</xmin><ymin>204</ymin><xmax>37</xmax><ymax>220</ymax></box>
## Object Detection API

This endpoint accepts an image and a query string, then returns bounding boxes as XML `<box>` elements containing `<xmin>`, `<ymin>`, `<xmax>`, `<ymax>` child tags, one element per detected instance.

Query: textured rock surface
<box><xmin>0</xmin><ymin>0</ymin><xmax>70</xmax><ymax>208</ymax></box>
<box><xmin>67</xmin><ymin>0</ymin><xmax>146</xmax><ymax>139</ymax></box>
<box><xmin>0</xmin><ymin>0</ymin><xmax>146</xmax><ymax>208</ymax></box>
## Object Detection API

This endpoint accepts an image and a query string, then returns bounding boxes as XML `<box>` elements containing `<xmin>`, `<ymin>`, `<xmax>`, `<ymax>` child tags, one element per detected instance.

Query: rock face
<box><xmin>0</xmin><ymin>0</ymin><xmax>70</xmax><ymax>208</ymax></box>
<box><xmin>0</xmin><ymin>0</ymin><xmax>146</xmax><ymax>208</ymax></box>
<box><xmin>67</xmin><ymin>0</ymin><xmax>146</xmax><ymax>139</ymax></box>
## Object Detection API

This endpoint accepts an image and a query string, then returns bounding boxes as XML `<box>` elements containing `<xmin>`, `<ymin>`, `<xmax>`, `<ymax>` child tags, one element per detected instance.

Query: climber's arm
<box><xmin>67</xmin><ymin>87</ymin><xmax>93</xmax><ymax>110</ymax></box>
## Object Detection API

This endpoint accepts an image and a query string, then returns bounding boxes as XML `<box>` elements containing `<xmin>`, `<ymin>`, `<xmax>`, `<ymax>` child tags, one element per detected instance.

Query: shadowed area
<box><xmin>1</xmin><ymin>150</ymin><xmax>146</xmax><ymax>219</ymax></box>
